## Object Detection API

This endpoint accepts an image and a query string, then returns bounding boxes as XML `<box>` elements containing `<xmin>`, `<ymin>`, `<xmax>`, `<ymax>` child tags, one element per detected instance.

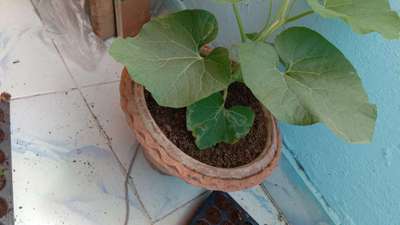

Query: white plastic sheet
<box><xmin>29</xmin><ymin>0</ymin><xmax>185</xmax><ymax>71</ymax></box>
<box><xmin>31</xmin><ymin>0</ymin><xmax>106</xmax><ymax>70</ymax></box>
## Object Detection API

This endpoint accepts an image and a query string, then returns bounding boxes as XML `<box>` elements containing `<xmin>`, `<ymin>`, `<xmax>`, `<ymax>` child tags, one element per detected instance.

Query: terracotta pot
<box><xmin>120</xmin><ymin>69</ymin><xmax>282</xmax><ymax>191</ymax></box>
<box><xmin>114</xmin><ymin>0</ymin><xmax>151</xmax><ymax>37</ymax></box>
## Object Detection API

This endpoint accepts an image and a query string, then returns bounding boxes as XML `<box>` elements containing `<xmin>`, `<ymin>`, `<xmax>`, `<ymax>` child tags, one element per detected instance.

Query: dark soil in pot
<box><xmin>0</xmin><ymin>197</ymin><xmax>7</xmax><ymax>218</ymax></box>
<box><xmin>0</xmin><ymin>151</ymin><xmax>5</xmax><ymax>164</ymax></box>
<box><xmin>145</xmin><ymin>82</ymin><xmax>268</xmax><ymax>168</ymax></box>
<box><xmin>0</xmin><ymin>129</ymin><xmax>4</xmax><ymax>142</ymax></box>
<box><xmin>0</xmin><ymin>175</ymin><xmax>5</xmax><ymax>191</ymax></box>
<box><xmin>0</xmin><ymin>109</ymin><xmax>4</xmax><ymax>122</ymax></box>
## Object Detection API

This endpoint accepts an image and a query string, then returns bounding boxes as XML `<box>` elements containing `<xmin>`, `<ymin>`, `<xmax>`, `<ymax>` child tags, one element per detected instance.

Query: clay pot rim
<box><xmin>130</xmin><ymin>72</ymin><xmax>280</xmax><ymax>179</ymax></box>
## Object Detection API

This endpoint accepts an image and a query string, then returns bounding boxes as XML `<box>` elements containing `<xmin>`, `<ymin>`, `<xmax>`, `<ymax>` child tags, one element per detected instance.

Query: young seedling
<box><xmin>110</xmin><ymin>0</ymin><xmax>400</xmax><ymax>149</ymax></box>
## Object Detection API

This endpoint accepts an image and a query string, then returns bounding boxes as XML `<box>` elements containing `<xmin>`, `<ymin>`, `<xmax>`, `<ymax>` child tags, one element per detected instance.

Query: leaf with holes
<box><xmin>109</xmin><ymin>10</ymin><xmax>231</xmax><ymax>108</ymax></box>
<box><xmin>239</xmin><ymin>27</ymin><xmax>377</xmax><ymax>143</ymax></box>
<box><xmin>306</xmin><ymin>0</ymin><xmax>400</xmax><ymax>39</ymax></box>
<box><xmin>187</xmin><ymin>92</ymin><xmax>255</xmax><ymax>149</ymax></box>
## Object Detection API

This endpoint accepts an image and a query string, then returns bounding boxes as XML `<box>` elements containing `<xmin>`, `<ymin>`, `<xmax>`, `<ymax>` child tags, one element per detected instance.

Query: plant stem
<box><xmin>267</xmin><ymin>0</ymin><xmax>273</xmax><ymax>26</ymax></box>
<box><xmin>223</xmin><ymin>89</ymin><xmax>228</xmax><ymax>102</ymax></box>
<box><xmin>285</xmin><ymin>10</ymin><xmax>313</xmax><ymax>24</ymax></box>
<box><xmin>255</xmin><ymin>0</ymin><xmax>291</xmax><ymax>41</ymax></box>
<box><xmin>232</xmin><ymin>3</ymin><xmax>246</xmax><ymax>43</ymax></box>
<box><xmin>258</xmin><ymin>0</ymin><xmax>274</xmax><ymax>38</ymax></box>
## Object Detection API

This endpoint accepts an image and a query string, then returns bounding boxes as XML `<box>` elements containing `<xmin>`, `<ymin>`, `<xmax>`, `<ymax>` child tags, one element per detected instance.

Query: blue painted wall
<box><xmin>280</xmin><ymin>1</ymin><xmax>400</xmax><ymax>224</ymax></box>
<box><xmin>183</xmin><ymin>1</ymin><xmax>400</xmax><ymax>224</ymax></box>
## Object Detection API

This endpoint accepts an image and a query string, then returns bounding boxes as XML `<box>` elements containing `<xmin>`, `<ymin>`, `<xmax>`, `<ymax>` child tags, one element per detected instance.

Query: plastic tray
<box><xmin>189</xmin><ymin>191</ymin><xmax>259</xmax><ymax>225</ymax></box>
<box><xmin>0</xmin><ymin>93</ymin><xmax>14</xmax><ymax>225</ymax></box>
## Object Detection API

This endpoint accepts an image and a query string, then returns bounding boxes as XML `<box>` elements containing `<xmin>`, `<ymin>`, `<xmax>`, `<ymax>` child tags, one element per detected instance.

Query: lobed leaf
<box><xmin>109</xmin><ymin>10</ymin><xmax>231</xmax><ymax>108</ymax></box>
<box><xmin>187</xmin><ymin>92</ymin><xmax>255</xmax><ymax>149</ymax></box>
<box><xmin>306</xmin><ymin>0</ymin><xmax>400</xmax><ymax>39</ymax></box>
<box><xmin>239</xmin><ymin>27</ymin><xmax>377</xmax><ymax>143</ymax></box>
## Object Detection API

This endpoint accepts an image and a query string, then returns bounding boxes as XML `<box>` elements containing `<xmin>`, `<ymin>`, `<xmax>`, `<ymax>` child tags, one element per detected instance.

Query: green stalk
<box><xmin>255</xmin><ymin>0</ymin><xmax>291</xmax><ymax>41</ymax></box>
<box><xmin>257</xmin><ymin>0</ymin><xmax>274</xmax><ymax>39</ymax></box>
<box><xmin>285</xmin><ymin>10</ymin><xmax>314</xmax><ymax>24</ymax></box>
<box><xmin>232</xmin><ymin>3</ymin><xmax>246</xmax><ymax>43</ymax></box>
<box><xmin>266</xmin><ymin>0</ymin><xmax>273</xmax><ymax>27</ymax></box>
<box><xmin>223</xmin><ymin>89</ymin><xmax>228</xmax><ymax>102</ymax></box>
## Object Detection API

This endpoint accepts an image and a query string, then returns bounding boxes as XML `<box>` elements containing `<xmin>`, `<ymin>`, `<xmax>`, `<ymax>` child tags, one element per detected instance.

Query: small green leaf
<box><xmin>239</xmin><ymin>27</ymin><xmax>377</xmax><ymax>143</ymax></box>
<box><xmin>187</xmin><ymin>92</ymin><xmax>255</xmax><ymax>149</ymax></box>
<box><xmin>306</xmin><ymin>0</ymin><xmax>400</xmax><ymax>39</ymax></box>
<box><xmin>109</xmin><ymin>10</ymin><xmax>231</xmax><ymax>108</ymax></box>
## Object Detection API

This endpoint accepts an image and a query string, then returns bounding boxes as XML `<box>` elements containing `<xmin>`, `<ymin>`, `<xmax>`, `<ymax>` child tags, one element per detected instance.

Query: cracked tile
<box><xmin>11</xmin><ymin>90</ymin><xmax>106</xmax><ymax>149</ymax></box>
<box><xmin>0</xmin><ymin>27</ymin><xmax>76</xmax><ymax>99</ymax></box>
<box><xmin>81</xmin><ymin>82</ymin><xmax>139</xmax><ymax>170</ymax></box>
<box><xmin>229</xmin><ymin>186</ymin><xmax>288</xmax><ymax>225</ymax></box>
<box><xmin>155</xmin><ymin>192</ymin><xmax>210</xmax><ymax>225</ymax></box>
<box><xmin>131</xmin><ymin>149</ymin><xmax>204</xmax><ymax>221</ymax></box>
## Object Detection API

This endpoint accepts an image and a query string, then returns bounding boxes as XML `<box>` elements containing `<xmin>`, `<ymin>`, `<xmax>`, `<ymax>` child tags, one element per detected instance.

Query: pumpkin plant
<box><xmin>110</xmin><ymin>0</ymin><xmax>400</xmax><ymax>149</ymax></box>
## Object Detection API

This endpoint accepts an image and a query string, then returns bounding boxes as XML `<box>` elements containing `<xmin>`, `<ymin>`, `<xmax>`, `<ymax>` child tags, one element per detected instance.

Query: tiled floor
<box><xmin>1</xmin><ymin>0</ymin><xmax>288</xmax><ymax>224</ymax></box>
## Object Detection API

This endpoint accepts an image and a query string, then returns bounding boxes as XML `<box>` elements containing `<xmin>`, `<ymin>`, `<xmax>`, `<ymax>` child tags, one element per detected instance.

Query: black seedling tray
<box><xmin>0</xmin><ymin>93</ymin><xmax>14</xmax><ymax>225</ymax></box>
<box><xmin>189</xmin><ymin>191</ymin><xmax>259</xmax><ymax>225</ymax></box>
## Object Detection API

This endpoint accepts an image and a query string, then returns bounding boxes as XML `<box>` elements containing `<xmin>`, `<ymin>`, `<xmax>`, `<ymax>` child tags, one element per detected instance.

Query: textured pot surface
<box><xmin>120</xmin><ymin>69</ymin><xmax>281</xmax><ymax>191</ymax></box>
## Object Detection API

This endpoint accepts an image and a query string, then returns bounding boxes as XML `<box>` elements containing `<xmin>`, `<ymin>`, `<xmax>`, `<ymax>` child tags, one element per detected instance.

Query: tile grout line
<box><xmin>127</xmin><ymin>168</ymin><xmax>155</xmax><ymax>224</ymax></box>
<box><xmin>8</xmin><ymin>71</ymin><xmax>119</xmax><ymax>102</ymax></box>
<box><xmin>51</xmin><ymin>39</ymin><xmax>127</xmax><ymax>174</ymax></box>
<box><xmin>124</xmin><ymin>145</ymin><xmax>154</xmax><ymax>225</ymax></box>
<box><xmin>10</xmin><ymin>87</ymin><xmax>79</xmax><ymax>101</ymax></box>
<box><xmin>152</xmin><ymin>190</ymin><xmax>209</xmax><ymax>224</ymax></box>
<box><xmin>10</xmin><ymin>80</ymin><xmax>120</xmax><ymax>102</ymax></box>
<box><xmin>260</xmin><ymin>184</ymin><xmax>290</xmax><ymax>225</ymax></box>
<box><xmin>29</xmin><ymin>1</ymin><xmax>154</xmax><ymax>223</ymax></box>
<box><xmin>80</xmin><ymin>80</ymin><xmax>120</xmax><ymax>89</ymax></box>
<box><xmin>51</xmin><ymin>38</ymin><xmax>156</xmax><ymax>224</ymax></box>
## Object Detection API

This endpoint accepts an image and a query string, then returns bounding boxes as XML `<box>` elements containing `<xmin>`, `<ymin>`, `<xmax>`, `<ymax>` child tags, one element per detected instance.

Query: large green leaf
<box><xmin>187</xmin><ymin>92</ymin><xmax>255</xmax><ymax>149</ymax></box>
<box><xmin>239</xmin><ymin>27</ymin><xmax>377</xmax><ymax>143</ymax></box>
<box><xmin>109</xmin><ymin>10</ymin><xmax>231</xmax><ymax>108</ymax></box>
<box><xmin>306</xmin><ymin>0</ymin><xmax>400</xmax><ymax>39</ymax></box>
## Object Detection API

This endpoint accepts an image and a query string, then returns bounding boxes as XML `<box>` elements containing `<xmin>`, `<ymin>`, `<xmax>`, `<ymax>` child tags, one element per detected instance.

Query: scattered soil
<box><xmin>0</xmin><ymin>197</ymin><xmax>7</xmax><ymax>218</ymax></box>
<box><xmin>0</xmin><ymin>129</ymin><xmax>4</xmax><ymax>143</ymax></box>
<box><xmin>228</xmin><ymin>207</ymin><xmax>243</xmax><ymax>222</ymax></box>
<box><xmin>145</xmin><ymin>83</ymin><xmax>268</xmax><ymax>168</ymax></box>
<box><xmin>205</xmin><ymin>206</ymin><xmax>221</xmax><ymax>224</ymax></box>
<box><xmin>0</xmin><ymin>109</ymin><xmax>4</xmax><ymax>122</ymax></box>
<box><xmin>0</xmin><ymin>93</ymin><xmax>10</xmax><ymax>102</ymax></box>
<box><xmin>215</xmin><ymin>193</ymin><xmax>232</xmax><ymax>211</ymax></box>
<box><xmin>221</xmin><ymin>221</ymin><xmax>234</xmax><ymax>225</ymax></box>
<box><xmin>0</xmin><ymin>151</ymin><xmax>5</xmax><ymax>164</ymax></box>
<box><xmin>195</xmin><ymin>220</ymin><xmax>209</xmax><ymax>225</ymax></box>
<box><xmin>0</xmin><ymin>176</ymin><xmax>5</xmax><ymax>190</ymax></box>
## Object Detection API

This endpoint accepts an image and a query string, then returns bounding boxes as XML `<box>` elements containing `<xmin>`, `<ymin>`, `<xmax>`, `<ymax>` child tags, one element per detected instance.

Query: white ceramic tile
<box><xmin>131</xmin><ymin>149</ymin><xmax>205</xmax><ymax>221</ymax></box>
<box><xmin>230</xmin><ymin>186</ymin><xmax>288</xmax><ymax>225</ymax></box>
<box><xmin>262</xmin><ymin>151</ymin><xmax>336</xmax><ymax>225</ymax></box>
<box><xmin>0</xmin><ymin>0</ymin><xmax>42</xmax><ymax>30</ymax></box>
<box><xmin>0</xmin><ymin>27</ymin><xmax>76</xmax><ymax>99</ymax></box>
<box><xmin>11</xmin><ymin>90</ymin><xmax>106</xmax><ymax>149</ymax></box>
<box><xmin>81</xmin><ymin>82</ymin><xmax>139</xmax><ymax>170</ymax></box>
<box><xmin>12</xmin><ymin>136</ymin><xmax>150</xmax><ymax>225</ymax></box>
<box><xmin>10</xmin><ymin>89</ymin><xmax>151</xmax><ymax>225</ymax></box>
<box><xmin>60</xmin><ymin>48</ymin><xmax>123</xmax><ymax>87</ymax></box>
<box><xmin>155</xmin><ymin>192</ymin><xmax>210</xmax><ymax>225</ymax></box>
